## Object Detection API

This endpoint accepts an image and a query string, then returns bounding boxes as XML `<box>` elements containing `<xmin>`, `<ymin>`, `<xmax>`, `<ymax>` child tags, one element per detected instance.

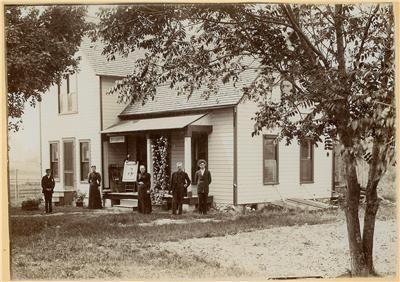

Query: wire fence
<box><xmin>9</xmin><ymin>169</ymin><xmax>41</xmax><ymax>204</ymax></box>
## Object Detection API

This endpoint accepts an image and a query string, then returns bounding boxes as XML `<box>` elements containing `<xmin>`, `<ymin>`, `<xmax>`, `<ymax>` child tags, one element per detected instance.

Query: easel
<box><xmin>123</xmin><ymin>161</ymin><xmax>138</xmax><ymax>192</ymax></box>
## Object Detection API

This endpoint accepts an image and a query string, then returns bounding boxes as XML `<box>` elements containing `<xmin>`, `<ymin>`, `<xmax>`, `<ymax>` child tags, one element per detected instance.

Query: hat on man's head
<box><xmin>197</xmin><ymin>159</ymin><xmax>207</xmax><ymax>166</ymax></box>
<box><xmin>91</xmin><ymin>165</ymin><xmax>96</xmax><ymax>168</ymax></box>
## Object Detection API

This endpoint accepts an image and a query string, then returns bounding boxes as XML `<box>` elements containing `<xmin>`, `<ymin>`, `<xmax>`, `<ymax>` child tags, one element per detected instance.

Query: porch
<box><xmin>100</xmin><ymin>113</ymin><xmax>213</xmax><ymax>208</ymax></box>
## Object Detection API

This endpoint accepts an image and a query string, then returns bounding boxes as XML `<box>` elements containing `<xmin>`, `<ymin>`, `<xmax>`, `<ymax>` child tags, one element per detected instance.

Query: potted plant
<box><xmin>73</xmin><ymin>191</ymin><xmax>86</xmax><ymax>207</ymax></box>
<box><xmin>21</xmin><ymin>197</ymin><xmax>43</xmax><ymax>211</ymax></box>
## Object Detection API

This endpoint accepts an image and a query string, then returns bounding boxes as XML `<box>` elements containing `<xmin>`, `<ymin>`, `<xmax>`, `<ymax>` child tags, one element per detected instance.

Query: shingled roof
<box><xmin>119</xmin><ymin>71</ymin><xmax>256</xmax><ymax>118</ymax></box>
<box><xmin>80</xmin><ymin>38</ymin><xmax>258</xmax><ymax>117</ymax></box>
<box><xmin>80</xmin><ymin>37</ymin><xmax>140</xmax><ymax>77</ymax></box>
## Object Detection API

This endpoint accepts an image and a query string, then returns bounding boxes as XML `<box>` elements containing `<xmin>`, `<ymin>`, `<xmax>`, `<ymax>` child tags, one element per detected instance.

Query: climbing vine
<box><xmin>151</xmin><ymin>136</ymin><xmax>169</xmax><ymax>205</ymax></box>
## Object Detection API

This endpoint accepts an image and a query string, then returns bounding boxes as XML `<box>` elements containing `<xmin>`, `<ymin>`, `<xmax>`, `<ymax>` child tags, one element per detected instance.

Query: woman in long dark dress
<box><xmin>137</xmin><ymin>165</ymin><xmax>152</xmax><ymax>214</ymax></box>
<box><xmin>88</xmin><ymin>165</ymin><xmax>102</xmax><ymax>209</ymax></box>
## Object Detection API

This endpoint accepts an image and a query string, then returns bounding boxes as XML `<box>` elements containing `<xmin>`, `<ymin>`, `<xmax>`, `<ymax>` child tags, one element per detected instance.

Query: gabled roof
<box><xmin>80</xmin><ymin>37</ymin><xmax>141</xmax><ymax>77</ymax></box>
<box><xmin>79</xmin><ymin>37</ymin><xmax>259</xmax><ymax>117</ymax></box>
<box><xmin>119</xmin><ymin>67</ymin><xmax>258</xmax><ymax>117</ymax></box>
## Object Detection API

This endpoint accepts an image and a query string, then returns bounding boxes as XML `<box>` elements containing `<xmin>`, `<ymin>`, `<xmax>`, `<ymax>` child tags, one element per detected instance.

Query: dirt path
<box><xmin>155</xmin><ymin>219</ymin><xmax>397</xmax><ymax>278</ymax></box>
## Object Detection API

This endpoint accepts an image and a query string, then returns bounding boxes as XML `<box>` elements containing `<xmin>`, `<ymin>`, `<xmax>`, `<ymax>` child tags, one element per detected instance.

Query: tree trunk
<box><xmin>343</xmin><ymin>150</ymin><xmax>369</xmax><ymax>276</ymax></box>
<box><xmin>362</xmin><ymin>142</ymin><xmax>382</xmax><ymax>275</ymax></box>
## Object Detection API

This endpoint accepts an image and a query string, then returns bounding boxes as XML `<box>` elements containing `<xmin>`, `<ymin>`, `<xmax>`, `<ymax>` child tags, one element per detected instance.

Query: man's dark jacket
<box><xmin>171</xmin><ymin>170</ymin><xmax>191</xmax><ymax>193</ymax></box>
<box><xmin>41</xmin><ymin>175</ymin><xmax>55</xmax><ymax>193</ymax></box>
<box><xmin>194</xmin><ymin>169</ymin><xmax>212</xmax><ymax>194</ymax></box>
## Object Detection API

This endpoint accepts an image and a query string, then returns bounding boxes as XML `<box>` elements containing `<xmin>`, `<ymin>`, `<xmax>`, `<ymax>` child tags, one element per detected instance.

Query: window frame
<box><xmin>58</xmin><ymin>74</ymin><xmax>78</xmax><ymax>115</ymax></box>
<box><xmin>79</xmin><ymin>140</ymin><xmax>91</xmax><ymax>182</ymax></box>
<box><xmin>300</xmin><ymin>139</ymin><xmax>314</xmax><ymax>183</ymax></box>
<box><xmin>263</xmin><ymin>134</ymin><xmax>279</xmax><ymax>185</ymax></box>
<box><xmin>62</xmin><ymin>138</ymin><xmax>75</xmax><ymax>189</ymax></box>
<box><xmin>49</xmin><ymin>141</ymin><xmax>60</xmax><ymax>181</ymax></box>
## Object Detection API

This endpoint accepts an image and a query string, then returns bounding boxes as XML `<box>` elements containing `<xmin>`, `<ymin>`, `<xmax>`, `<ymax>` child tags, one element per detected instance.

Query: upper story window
<box><xmin>58</xmin><ymin>74</ymin><xmax>77</xmax><ymax>114</ymax></box>
<box><xmin>268</xmin><ymin>79</ymin><xmax>293</xmax><ymax>104</ymax></box>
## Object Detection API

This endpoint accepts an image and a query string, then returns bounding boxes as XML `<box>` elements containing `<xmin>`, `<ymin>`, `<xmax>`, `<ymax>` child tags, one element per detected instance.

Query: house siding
<box><xmin>236</xmin><ymin>98</ymin><xmax>332</xmax><ymax>204</ymax></box>
<box><xmin>170</xmin><ymin>132</ymin><xmax>185</xmax><ymax>170</ymax></box>
<box><xmin>193</xmin><ymin>109</ymin><xmax>234</xmax><ymax>204</ymax></box>
<box><xmin>101</xmin><ymin>76</ymin><xmax>130</xmax><ymax>130</ymax></box>
<box><xmin>40</xmin><ymin>52</ymin><xmax>101</xmax><ymax>195</ymax></box>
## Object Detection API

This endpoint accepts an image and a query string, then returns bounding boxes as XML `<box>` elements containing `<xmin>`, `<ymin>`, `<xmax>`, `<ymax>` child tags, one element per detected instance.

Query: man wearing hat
<box><xmin>41</xmin><ymin>169</ymin><xmax>55</xmax><ymax>213</ymax></box>
<box><xmin>194</xmin><ymin>159</ymin><xmax>212</xmax><ymax>214</ymax></box>
<box><xmin>170</xmin><ymin>162</ymin><xmax>191</xmax><ymax>215</ymax></box>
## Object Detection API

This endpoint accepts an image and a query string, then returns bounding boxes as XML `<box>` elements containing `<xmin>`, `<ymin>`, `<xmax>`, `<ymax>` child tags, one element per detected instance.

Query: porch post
<box><xmin>184</xmin><ymin>135</ymin><xmax>192</xmax><ymax>181</ymax></box>
<box><xmin>146</xmin><ymin>135</ymin><xmax>153</xmax><ymax>183</ymax></box>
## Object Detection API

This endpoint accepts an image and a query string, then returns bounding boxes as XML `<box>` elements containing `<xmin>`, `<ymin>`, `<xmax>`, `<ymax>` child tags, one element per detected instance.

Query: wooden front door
<box><xmin>63</xmin><ymin>140</ymin><xmax>75</xmax><ymax>189</ymax></box>
<box><xmin>191</xmin><ymin>133</ymin><xmax>208</xmax><ymax>180</ymax></box>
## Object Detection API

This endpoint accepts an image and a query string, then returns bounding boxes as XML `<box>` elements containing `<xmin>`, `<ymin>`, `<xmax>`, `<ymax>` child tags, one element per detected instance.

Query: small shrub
<box><xmin>21</xmin><ymin>198</ymin><xmax>42</xmax><ymax>211</ymax></box>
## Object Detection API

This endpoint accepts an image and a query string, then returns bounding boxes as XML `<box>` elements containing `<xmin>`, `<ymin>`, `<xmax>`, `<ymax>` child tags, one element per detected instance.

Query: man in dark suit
<box><xmin>137</xmin><ymin>165</ymin><xmax>152</xmax><ymax>214</ymax></box>
<box><xmin>41</xmin><ymin>169</ymin><xmax>55</xmax><ymax>213</ymax></box>
<box><xmin>170</xmin><ymin>162</ymin><xmax>191</xmax><ymax>215</ymax></box>
<box><xmin>194</xmin><ymin>159</ymin><xmax>212</xmax><ymax>214</ymax></box>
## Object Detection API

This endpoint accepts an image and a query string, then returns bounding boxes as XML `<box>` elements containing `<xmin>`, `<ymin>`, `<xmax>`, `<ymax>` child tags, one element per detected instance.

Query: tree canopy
<box><xmin>96</xmin><ymin>4</ymin><xmax>394</xmax><ymax>165</ymax></box>
<box><xmin>6</xmin><ymin>5</ymin><xmax>90</xmax><ymax>131</ymax></box>
<box><xmin>95</xmin><ymin>4</ymin><xmax>395</xmax><ymax>276</ymax></box>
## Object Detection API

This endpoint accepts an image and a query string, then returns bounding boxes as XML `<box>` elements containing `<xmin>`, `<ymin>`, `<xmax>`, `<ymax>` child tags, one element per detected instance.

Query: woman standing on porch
<box><xmin>88</xmin><ymin>165</ymin><xmax>102</xmax><ymax>209</ymax></box>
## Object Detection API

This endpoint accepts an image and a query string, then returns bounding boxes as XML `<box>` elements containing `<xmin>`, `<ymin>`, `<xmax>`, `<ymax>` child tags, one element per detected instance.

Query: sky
<box><xmin>8</xmin><ymin>104</ymin><xmax>41</xmax><ymax>179</ymax></box>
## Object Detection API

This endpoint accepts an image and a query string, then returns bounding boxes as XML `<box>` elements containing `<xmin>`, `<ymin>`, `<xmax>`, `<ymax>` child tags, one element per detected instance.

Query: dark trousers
<box><xmin>44</xmin><ymin>192</ymin><xmax>53</xmax><ymax>213</ymax></box>
<box><xmin>172</xmin><ymin>190</ymin><xmax>184</xmax><ymax>215</ymax></box>
<box><xmin>138</xmin><ymin>186</ymin><xmax>152</xmax><ymax>214</ymax></box>
<box><xmin>198</xmin><ymin>192</ymin><xmax>208</xmax><ymax>214</ymax></box>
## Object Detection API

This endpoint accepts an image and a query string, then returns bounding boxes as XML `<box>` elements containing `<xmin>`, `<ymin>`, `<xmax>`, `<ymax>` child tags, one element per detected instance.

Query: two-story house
<box><xmin>39</xmin><ymin>38</ymin><xmax>333</xmax><ymax>206</ymax></box>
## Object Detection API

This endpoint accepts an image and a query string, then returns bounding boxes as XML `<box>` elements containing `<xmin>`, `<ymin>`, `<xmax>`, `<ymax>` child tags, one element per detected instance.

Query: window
<box><xmin>50</xmin><ymin>142</ymin><xmax>59</xmax><ymax>179</ymax></box>
<box><xmin>63</xmin><ymin>140</ymin><xmax>74</xmax><ymax>188</ymax></box>
<box><xmin>263</xmin><ymin>135</ymin><xmax>278</xmax><ymax>184</ymax></box>
<box><xmin>80</xmin><ymin>141</ymin><xmax>90</xmax><ymax>181</ymax></box>
<box><xmin>300</xmin><ymin>140</ymin><xmax>314</xmax><ymax>182</ymax></box>
<box><xmin>58</xmin><ymin>74</ymin><xmax>77</xmax><ymax>114</ymax></box>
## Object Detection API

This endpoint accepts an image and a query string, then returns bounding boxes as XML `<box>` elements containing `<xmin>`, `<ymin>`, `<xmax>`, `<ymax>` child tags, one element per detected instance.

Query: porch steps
<box><xmin>113</xmin><ymin>199</ymin><xmax>138</xmax><ymax>209</ymax></box>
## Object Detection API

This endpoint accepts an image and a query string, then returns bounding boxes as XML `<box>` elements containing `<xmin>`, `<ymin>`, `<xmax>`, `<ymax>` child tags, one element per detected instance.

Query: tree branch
<box><xmin>280</xmin><ymin>4</ymin><xmax>331</xmax><ymax>69</ymax></box>
<box><xmin>334</xmin><ymin>4</ymin><xmax>347</xmax><ymax>81</ymax></box>
<box><xmin>353</xmin><ymin>4</ymin><xmax>380</xmax><ymax>70</ymax></box>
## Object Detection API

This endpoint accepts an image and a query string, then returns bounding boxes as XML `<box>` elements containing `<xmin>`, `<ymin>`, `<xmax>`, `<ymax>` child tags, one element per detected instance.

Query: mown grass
<box><xmin>9</xmin><ymin>204</ymin><xmax>396</xmax><ymax>280</ymax></box>
<box><xmin>10</xmin><ymin>207</ymin><xmax>339</xmax><ymax>279</ymax></box>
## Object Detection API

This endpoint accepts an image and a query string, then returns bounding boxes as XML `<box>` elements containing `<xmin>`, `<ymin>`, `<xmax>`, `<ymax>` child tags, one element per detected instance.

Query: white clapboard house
<box><xmin>39</xmin><ymin>38</ymin><xmax>333</xmax><ymax>207</ymax></box>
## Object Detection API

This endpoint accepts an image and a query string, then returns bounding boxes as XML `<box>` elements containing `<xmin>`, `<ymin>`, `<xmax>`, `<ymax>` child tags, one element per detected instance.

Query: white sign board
<box><xmin>110</xmin><ymin>136</ymin><xmax>125</xmax><ymax>143</ymax></box>
<box><xmin>122</xmin><ymin>161</ymin><xmax>138</xmax><ymax>182</ymax></box>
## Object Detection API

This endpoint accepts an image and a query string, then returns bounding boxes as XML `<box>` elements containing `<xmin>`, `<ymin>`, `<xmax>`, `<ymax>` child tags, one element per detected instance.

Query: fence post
<box><xmin>15</xmin><ymin>168</ymin><xmax>18</xmax><ymax>200</ymax></box>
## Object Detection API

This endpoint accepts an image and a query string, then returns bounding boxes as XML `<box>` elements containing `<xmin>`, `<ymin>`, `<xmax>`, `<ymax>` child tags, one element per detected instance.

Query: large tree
<box><xmin>6</xmin><ymin>5</ymin><xmax>90</xmax><ymax>131</ymax></box>
<box><xmin>95</xmin><ymin>4</ymin><xmax>395</xmax><ymax>276</ymax></box>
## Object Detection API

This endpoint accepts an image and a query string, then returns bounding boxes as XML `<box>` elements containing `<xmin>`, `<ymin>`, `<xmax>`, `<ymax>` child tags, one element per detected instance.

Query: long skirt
<box><xmin>88</xmin><ymin>183</ymin><xmax>102</xmax><ymax>209</ymax></box>
<box><xmin>138</xmin><ymin>185</ymin><xmax>152</xmax><ymax>214</ymax></box>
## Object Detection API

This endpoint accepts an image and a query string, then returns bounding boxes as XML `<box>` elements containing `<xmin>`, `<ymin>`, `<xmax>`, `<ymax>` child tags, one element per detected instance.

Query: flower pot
<box><xmin>76</xmin><ymin>201</ymin><xmax>84</xmax><ymax>207</ymax></box>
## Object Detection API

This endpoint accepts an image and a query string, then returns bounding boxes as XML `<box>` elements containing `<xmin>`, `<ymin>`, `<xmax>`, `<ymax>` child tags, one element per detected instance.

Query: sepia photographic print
<box><xmin>2</xmin><ymin>1</ymin><xmax>398</xmax><ymax>280</ymax></box>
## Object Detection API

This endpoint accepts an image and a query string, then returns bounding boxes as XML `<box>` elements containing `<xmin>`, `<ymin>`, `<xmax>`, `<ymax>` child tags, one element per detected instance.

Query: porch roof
<box><xmin>101</xmin><ymin>113</ymin><xmax>207</xmax><ymax>134</ymax></box>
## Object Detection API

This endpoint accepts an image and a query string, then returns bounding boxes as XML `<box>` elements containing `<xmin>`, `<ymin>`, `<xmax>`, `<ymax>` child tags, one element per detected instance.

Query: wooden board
<box><xmin>122</xmin><ymin>161</ymin><xmax>138</xmax><ymax>182</ymax></box>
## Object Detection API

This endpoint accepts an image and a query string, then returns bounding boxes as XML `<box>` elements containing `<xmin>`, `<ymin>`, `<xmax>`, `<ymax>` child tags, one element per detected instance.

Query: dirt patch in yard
<box><xmin>155</xmin><ymin>219</ymin><xmax>397</xmax><ymax>279</ymax></box>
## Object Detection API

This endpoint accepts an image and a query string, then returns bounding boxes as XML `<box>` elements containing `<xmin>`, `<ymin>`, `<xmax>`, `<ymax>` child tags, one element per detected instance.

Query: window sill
<box><xmin>59</xmin><ymin>111</ymin><xmax>78</xmax><ymax>116</ymax></box>
<box><xmin>300</xmin><ymin>181</ymin><xmax>314</xmax><ymax>184</ymax></box>
<box><xmin>264</xmin><ymin>182</ymin><xmax>279</xmax><ymax>186</ymax></box>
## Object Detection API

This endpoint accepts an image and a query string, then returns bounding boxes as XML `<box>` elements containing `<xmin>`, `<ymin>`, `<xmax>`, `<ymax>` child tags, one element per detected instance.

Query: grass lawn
<box><xmin>8</xmin><ymin>203</ymin><xmax>396</xmax><ymax>280</ymax></box>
